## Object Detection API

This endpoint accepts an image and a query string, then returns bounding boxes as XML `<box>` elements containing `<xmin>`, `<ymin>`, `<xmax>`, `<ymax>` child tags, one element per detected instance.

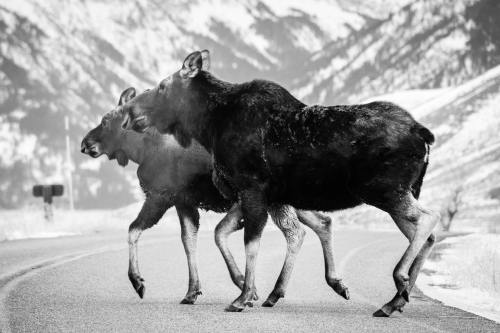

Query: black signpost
<box><xmin>33</xmin><ymin>184</ymin><xmax>64</xmax><ymax>222</ymax></box>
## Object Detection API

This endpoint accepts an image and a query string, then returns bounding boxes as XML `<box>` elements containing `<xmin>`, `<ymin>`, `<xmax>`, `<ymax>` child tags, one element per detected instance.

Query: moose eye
<box><xmin>101</xmin><ymin>118</ymin><xmax>109</xmax><ymax>128</ymax></box>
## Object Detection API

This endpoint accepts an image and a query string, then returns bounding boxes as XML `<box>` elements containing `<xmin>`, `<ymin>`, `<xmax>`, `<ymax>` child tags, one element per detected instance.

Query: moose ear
<box><xmin>118</xmin><ymin>87</ymin><xmax>136</xmax><ymax>106</ymax></box>
<box><xmin>180</xmin><ymin>51</ymin><xmax>203</xmax><ymax>78</ymax></box>
<box><xmin>201</xmin><ymin>49</ymin><xmax>210</xmax><ymax>71</ymax></box>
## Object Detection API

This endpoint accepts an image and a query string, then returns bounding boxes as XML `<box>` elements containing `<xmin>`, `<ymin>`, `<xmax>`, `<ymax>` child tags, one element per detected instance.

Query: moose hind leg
<box><xmin>214</xmin><ymin>204</ymin><xmax>245</xmax><ymax>290</ymax></box>
<box><xmin>176</xmin><ymin>204</ymin><xmax>202</xmax><ymax>304</ymax></box>
<box><xmin>296</xmin><ymin>210</ymin><xmax>349</xmax><ymax>300</ymax></box>
<box><xmin>370</xmin><ymin>192</ymin><xmax>437</xmax><ymax>317</ymax></box>
<box><xmin>262</xmin><ymin>205</ymin><xmax>306</xmax><ymax>307</ymax></box>
<box><xmin>374</xmin><ymin>233</ymin><xmax>436</xmax><ymax>317</ymax></box>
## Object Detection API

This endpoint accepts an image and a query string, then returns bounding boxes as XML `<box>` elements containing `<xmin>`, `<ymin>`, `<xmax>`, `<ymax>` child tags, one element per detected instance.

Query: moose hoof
<box><xmin>180</xmin><ymin>298</ymin><xmax>194</xmax><ymax>305</ymax></box>
<box><xmin>262</xmin><ymin>291</ymin><xmax>283</xmax><ymax>307</ymax></box>
<box><xmin>225</xmin><ymin>292</ymin><xmax>255</xmax><ymax>312</ymax></box>
<box><xmin>180</xmin><ymin>290</ymin><xmax>202</xmax><ymax>305</ymax></box>
<box><xmin>136</xmin><ymin>284</ymin><xmax>145</xmax><ymax>299</ymax></box>
<box><xmin>225</xmin><ymin>304</ymin><xmax>244</xmax><ymax>312</ymax></box>
<box><xmin>330</xmin><ymin>279</ymin><xmax>350</xmax><ymax>300</ymax></box>
<box><xmin>373</xmin><ymin>298</ymin><xmax>406</xmax><ymax>317</ymax></box>
<box><xmin>262</xmin><ymin>299</ymin><xmax>276</xmax><ymax>307</ymax></box>
<box><xmin>129</xmin><ymin>274</ymin><xmax>146</xmax><ymax>299</ymax></box>
<box><xmin>373</xmin><ymin>305</ymin><xmax>404</xmax><ymax>317</ymax></box>
<box><xmin>373</xmin><ymin>308</ymin><xmax>391</xmax><ymax>317</ymax></box>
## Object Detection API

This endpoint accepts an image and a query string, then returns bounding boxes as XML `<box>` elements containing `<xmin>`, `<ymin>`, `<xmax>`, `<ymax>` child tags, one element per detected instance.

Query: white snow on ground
<box><xmin>417</xmin><ymin>234</ymin><xmax>500</xmax><ymax>323</ymax></box>
<box><xmin>263</xmin><ymin>0</ymin><xmax>365</xmax><ymax>40</ymax></box>
<box><xmin>0</xmin><ymin>206</ymin><xmax>131</xmax><ymax>241</ymax></box>
<box><xmin>0</xmin><ymin>204</ymin><xmax>236</xmax><ymax>242</ymax></box>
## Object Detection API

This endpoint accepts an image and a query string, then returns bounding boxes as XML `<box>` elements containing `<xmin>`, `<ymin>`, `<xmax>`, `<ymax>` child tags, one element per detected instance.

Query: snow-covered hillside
<box><xmin>0</xmin><ymin>0</ymin><xmax>500</xmax><ymax>209</ymax></box>
<box><xmin>0</xmin><ymin>0</ymin><xmax>391</xmax><ymax>208</ymax></box>
<box><xmin>417</xmin><ymin>234</ymin><xmax>500</xmax><ymax>322</ymax></box>
<box><xmin>362</xmin><ymin>63</ymin><xmax>500</xmax><ymax>232</ymax></box>
<box><xmin>293</xmin><ymin>0</ymin><xmax>500</xmax><ymax>105</ymax></box>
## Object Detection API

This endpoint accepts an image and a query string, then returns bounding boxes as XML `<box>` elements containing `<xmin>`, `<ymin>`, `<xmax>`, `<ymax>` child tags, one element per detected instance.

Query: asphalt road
<box><xmin>1</xmin><ymin>228</ymin><xmax>498</xmax><ymax>332</ymax></box>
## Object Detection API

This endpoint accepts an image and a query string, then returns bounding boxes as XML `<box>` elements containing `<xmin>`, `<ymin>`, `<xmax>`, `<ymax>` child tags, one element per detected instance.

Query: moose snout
<box><xmin>81</xmin><ymin>138</ymin><xmax>90</xmax><ymax>154</ymax></box>
<box><xmin>81</xmin><ymin>138</ymin><xmax>101</xmax><ymax>157</ymax></box>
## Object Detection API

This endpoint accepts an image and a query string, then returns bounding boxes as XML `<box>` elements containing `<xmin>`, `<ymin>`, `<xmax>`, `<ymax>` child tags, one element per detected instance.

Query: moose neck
<box><xmin>119</xmin><ymin>132</ymin><xmax>160</xmax><ymax>165</ymax></box>
<box><xmin>180</xmin><ymin>72</ymin><xmax>234</xmax><ymax>153</ymax></box>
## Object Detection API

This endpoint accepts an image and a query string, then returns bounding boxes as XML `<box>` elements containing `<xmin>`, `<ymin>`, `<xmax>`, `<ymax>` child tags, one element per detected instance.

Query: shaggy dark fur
<box><xmin>123</xmin><ymin>68</ymin><xmax>434</xmax><ymax>214</ymax></box>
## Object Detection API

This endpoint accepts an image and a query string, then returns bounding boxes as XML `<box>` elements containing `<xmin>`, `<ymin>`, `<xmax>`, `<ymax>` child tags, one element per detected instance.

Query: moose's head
<box><xmin>81</xmin><ymin>87</ymin><xmax>138</xmax><ymax>166</ymax></box>
<box><xmin>121</xmin><ymin>50</ymin><xmax>210</xmax><ymax>148</ymax></box>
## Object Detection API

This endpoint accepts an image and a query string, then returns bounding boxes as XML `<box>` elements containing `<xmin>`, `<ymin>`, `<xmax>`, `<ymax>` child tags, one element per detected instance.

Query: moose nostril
<box><xmin>81</xmin><ymin>139</ymin><xmax>88</xmax><ymax>153</ymax></box>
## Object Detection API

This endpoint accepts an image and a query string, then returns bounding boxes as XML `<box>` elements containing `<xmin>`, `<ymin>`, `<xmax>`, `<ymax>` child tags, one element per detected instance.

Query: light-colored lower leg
<box><xmin>226</xmin><ymin>191</ymin><xmax>267</xmax><ymax>312</ymax></box>
<box><xmin>177</xmin><ymin>206</ymin><xmax>202</xmax><ymax>304</ymax></box>
<box><xmin>126</xmin><ymin>196</ymin><xmax>170</xmax><ymax>299</ymax></box>
<box><xmin>391</xmin><ymin>196</ymin><xmax>438</xmax><ymax>299</ymax></box>
<box><xmin>214</xmin><ymin>204</ymin><xmax>245</xmax><ymax>289</ymax></box>
<box><xmin>375</xmin><ymin>220</ymin><xmax>436</xmax><ymax>317</ymax></box>
<box><xmin>128</xmin><ymin>227</ymin><xmax>145</xmax><ymax>297</ymax></box>
<box><xmin>296</xmin><ymin>210</ymin><xmax>349</xmax><ymax>299</ymax></box>
<box><xmin>263</xmin><ymin>205</ymin><xmax>306</xmax><ymax>307</ymax></box>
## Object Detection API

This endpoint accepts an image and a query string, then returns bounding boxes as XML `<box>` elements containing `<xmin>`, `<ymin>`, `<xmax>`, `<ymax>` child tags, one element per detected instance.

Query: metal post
<box><xmin>65</xmin><ymin>116</ymin><xmax>75</xmax><ymax>210</ymax></box>
<box><xmin>44</xmin><ymin>202</ymin><xmax>53</xmax><ymax>222</ymax></box>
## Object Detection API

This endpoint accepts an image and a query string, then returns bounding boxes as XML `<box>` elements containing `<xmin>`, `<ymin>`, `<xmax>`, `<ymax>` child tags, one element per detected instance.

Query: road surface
<box><xmin>0</xmin><ymin>228</ymin><xmax>498</xmax><ymax>332</ymax></box>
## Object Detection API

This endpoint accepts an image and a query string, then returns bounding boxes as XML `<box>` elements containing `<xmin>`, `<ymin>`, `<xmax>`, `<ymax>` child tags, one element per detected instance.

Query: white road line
<box><xmin>0</xmin><ymin>238</ymin><xmax>168</xmax><ymax>333</ymax></box>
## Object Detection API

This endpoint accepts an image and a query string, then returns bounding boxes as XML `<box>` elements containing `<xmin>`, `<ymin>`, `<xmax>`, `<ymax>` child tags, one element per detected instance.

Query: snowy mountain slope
<box><xmin>0</xmin><ymin>0</ymin><xmax>378</xmax><ymax>208</ymax></box>
<box><xmin>293</xmin><ymin>0</ymin><xmax>500</xmax><ymax>105</ymax></box>
<box><xmin>0</xmin><ymin>0</ymin><xmax>499</xmax><ymax>209</ymax></box>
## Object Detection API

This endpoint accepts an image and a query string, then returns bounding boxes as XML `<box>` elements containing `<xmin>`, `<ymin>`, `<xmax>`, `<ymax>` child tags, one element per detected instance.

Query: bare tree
<box><xmin>440</xmin><ymin>186</ymin><xmax>463</xmax><ymax>231</ymax></box>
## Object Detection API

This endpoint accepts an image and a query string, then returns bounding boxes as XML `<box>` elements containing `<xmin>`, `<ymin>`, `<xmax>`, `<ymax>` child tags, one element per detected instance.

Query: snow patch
<box><xmin>417</xmin><ymin>234</ymin><xmax>500</xmax><ymax>323</ymax></box>
<box><xmin>264</xmin><ymin>0</ymin><xmax>364</xmax><ymax>40</ymax></box>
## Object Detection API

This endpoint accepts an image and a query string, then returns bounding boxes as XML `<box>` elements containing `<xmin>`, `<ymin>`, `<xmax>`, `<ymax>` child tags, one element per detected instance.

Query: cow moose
<box><xmin>122</xmin><ymin>50</ymin><xmax>439</xmax><ymax>316</ymax></box>
<box><xmin>81</xmin><ymin>88</ymin><xmax>348</xmax><ymax>307</ymax></box>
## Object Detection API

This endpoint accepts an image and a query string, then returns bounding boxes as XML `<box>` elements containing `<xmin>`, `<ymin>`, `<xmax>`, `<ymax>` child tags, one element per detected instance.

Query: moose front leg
<box><xmin>128</xmin><ymin>194</ymin><xmax>171</xmax><ymax>298</ymax></box>
<box><xmin>176</xmin><ymin>204</ymin><xmax>202</xmax><ymax>304</ymax></box>
<box><xmin>225</xmin><ymin>189</ymin><xmax>267</xmax><ymax>312</ymax></box>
